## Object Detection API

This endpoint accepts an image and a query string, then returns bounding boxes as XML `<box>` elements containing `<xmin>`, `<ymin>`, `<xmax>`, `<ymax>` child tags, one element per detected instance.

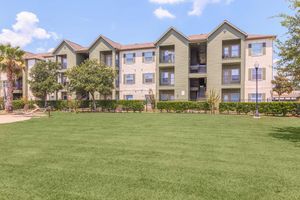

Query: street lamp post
<box><xmin>254</xmin><ymin>62</ymin><xmax>260</xmax><ymax>118</ymax></box>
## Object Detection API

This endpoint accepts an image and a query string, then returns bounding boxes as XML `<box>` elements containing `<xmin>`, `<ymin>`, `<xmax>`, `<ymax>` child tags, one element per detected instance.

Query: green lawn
<box><xmin>0</xmin><ymin>113</ymin><xmax>299</xmax><ymax>200</ymax></box>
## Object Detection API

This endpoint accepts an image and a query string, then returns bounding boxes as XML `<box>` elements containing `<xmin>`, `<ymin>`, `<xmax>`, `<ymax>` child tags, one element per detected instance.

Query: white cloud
<box><xmin>154</xmin><ymin>7</ymin><xmax>176</xmax><ymax>19</ymax></box>
<box><xmin>188</xmin><ymin>0</ymin><xmax>234</xmax><ymax>16</ymax></box>
<box><xmin>150</xmin><ymin>0</ymin><xmax>185</xmax><ymax>4</ymax></box>
<box><xmin>47</xmin><ymin>48</ymin><xmax>55</xmax><ymax>53</ymax></box>
<box><xmin>150</xmin><ymin>0</ymin><xmax>235</xmax><ymax>17</ymax></box>
<box><xmin>0</xmin><ymin>11</ymin><xmax>58</xmax><ymax>47</ymax></box>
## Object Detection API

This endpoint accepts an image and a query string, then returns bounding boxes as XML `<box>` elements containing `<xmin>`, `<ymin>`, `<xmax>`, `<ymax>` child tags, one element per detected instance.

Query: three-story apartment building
<box><xmin>0</xmin><ymin>20</ymin><xmax>275</xmax><ymax>103</ymax></box>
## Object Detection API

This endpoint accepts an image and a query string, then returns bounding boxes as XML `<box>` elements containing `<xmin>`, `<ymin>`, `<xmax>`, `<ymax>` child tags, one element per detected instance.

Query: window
<box><xmin>143</xmin><ymin>52</ymin><xmax>154</xmax><ymax>63</ymax></box>
<box><xmin>231</xmin><ymin>69</ymin><xmax>240</xmax><ymax>81</ymax></box>
<box><xmin>251</xmin><ymin>43</ymin><xmax>264</xmax><ymax>56</ymax></box>
<box><xmin>143</xmin><ymin>73</ymin><xmax>155</xmax><ymax>84</ymax></box>
<box><xmin>223</xmin><ymin>47</ymin><xmax>230</xmax><ymax>58</ymax></box>
<box><xmin>61</xmin><ymin>73</ymin><xmax>68</xmax><ymax>86</ymax></box>
<box><xmin>124</xmin><ymin>53</ymin><xmax>135</xmax><ymax>64</ymax></box>
<box><xmin>251</xmin><ymin>68</ymin><xmax>263</xmax><ymax>81</ymax></box>
<box><xmin>57</xmin><ymin>55</ymin><xmax>67</xmax><ymax>69</ymax></box>
<box><xmin>223</xmin><ymin>44</ymin><xmax>240</xmax><ymax>58</ymax></box>
<box><xmin>105</xmin><ymin>55</ymin><xmax>112</xmax><ymax>66</ymax></box>
<box><xmin>61</xmin><ymin>92</ymin><xmax>68</xmax><ymax>100</ymax></box>
<box><xmin>160</xmin><ymin>91</ymin><xmax>175</xmax><ymax>101</ymax></box>
<box><xmin>222</xmin><ymin>93</ymin><xmax>240</xmax><ymax>102</ymax></box>
<box><xmin>222</xmin><ymin>89</ymin><xmax>240</xmax><ymax>102</ymax></box>
<box><xmin>231</xmin><ymin>45</ymin><xmax>240</xmax><ymax>58</ymax></box>
<box><xmin>223</xmin><ymin>68</ymin><xmax>240</xmax><ymax>84</ymax></box>
<box><xmin>125</xmin><ymin>95</ymin><xmax>133</xmax><ymax>100</ymax></box>
<box><xmin>249</xmin><ymin>93</ymin><xmax>264</xmax><ymax>102</ymax></box>
<box><xmin>124</xmin><ymin>74</ymin><xmax>135</xmax><ymax>84</ymax></box>
<box><xmin>160</xmin><ymin>71</ymin><xmax>174</xmax><ymax>86</ymax></box>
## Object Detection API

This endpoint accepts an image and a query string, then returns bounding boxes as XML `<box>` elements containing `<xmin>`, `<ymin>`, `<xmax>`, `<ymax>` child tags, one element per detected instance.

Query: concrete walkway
<box><xmin>0</xmin><ymin>114</ymin><xmax>32</xmax><ymax>124</ymax></box>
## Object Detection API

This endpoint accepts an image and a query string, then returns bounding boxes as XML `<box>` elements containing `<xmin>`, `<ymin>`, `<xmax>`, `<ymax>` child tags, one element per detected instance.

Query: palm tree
<box><xmin>0</xmin><ymin>44</ymin><xmax>25</xmax><ymax>112</ymax></box>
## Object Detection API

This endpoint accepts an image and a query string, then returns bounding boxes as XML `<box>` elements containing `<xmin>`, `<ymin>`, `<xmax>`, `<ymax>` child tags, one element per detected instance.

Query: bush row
<box><xmin>9</xmin><ymin>99</ymin><xmax>145</xmax><ymax>112</ymax></box>
<box><xmin>157</xmin><ymin>101</ymin><xmax>210</xmax><ymax>113</ymax></box>
<box><xmin>219</xmin><ymin>102</ymin><xmax>300</xmax><ymax>116</ymax></box>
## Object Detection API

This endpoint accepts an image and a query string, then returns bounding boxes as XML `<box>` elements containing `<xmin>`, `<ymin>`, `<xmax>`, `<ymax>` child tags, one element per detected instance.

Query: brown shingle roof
<box><xmin>23</xmin><ymin>52</ymin><xmax>54</xmax><ymax>60</ymax></box>
<box><xmin>188</xmin><ymin>34</ymin><xmax>209</xmax><ymax>42</ymax></box>
<box><xmin>101</xmin><ymin>35</ymin><xmax>122</xmax><ymax>49</ymax></box>
<box><xmin>65</xmin><ymin>40</ymin><xmax>87</xmax><ymax>51</ymax></box>
<box><xmin>120</xmin><ymin>42</ymin><xmax>155</xmax><ymax>51</ymax></box>
<box><xmin>246</xmin><ymin>34</ymin><xmax>276</xmax><ymax>40</ymax></box>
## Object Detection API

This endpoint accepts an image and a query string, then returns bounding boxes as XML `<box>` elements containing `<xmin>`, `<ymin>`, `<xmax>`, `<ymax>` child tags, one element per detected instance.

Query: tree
<box><xmin>29</xmin><ymin>61</ymin><xmax>62</xmax><ymax>106</ymax></box>
<box><xmin>272</xmin><ymin>73</ymin><xmax>293</xmax><ymax>101</ymax></box>
<box><xmin>0</xmin><ymin>44</ymin><xmax>25</xmax><ymax>112</ymax></box>
<box><xmin>66</xmin><ymin>59</ymin><xmax>115</xmax><ymax>110</ymax></box>
<box><xmin>276</xmin><ymin>0</ymin><xmax>300</xmax><ymax>87</ymax></box>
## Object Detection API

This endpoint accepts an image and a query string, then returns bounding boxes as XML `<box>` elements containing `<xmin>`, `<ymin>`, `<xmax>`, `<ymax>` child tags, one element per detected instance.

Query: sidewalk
<box><xmin>0</xmin><ymin>114</ymin><xmax>32</xmax><ymax>124</ymax></box>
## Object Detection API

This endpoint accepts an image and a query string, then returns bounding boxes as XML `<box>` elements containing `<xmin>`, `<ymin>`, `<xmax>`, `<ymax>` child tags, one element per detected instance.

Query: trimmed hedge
<box><xmin>219</xmin><ymin>102</ymin><xmax>300</xmax><ymax>116</ymax></box>
<box><xmin>9</xmin><ymin>99</ymin><xmax>145</xmax><ymax>112</ymax></box>
<box><xmin>157</xmin><ymin>101</ymin><xmax>210</xmax><ymax>113</ymax></box>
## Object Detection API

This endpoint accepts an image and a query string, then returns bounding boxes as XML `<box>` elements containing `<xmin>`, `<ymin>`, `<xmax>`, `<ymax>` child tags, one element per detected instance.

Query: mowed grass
<box><xmin>0</xmin><ymin>113</ymin><xmax>299</xmax><ymax>200</ymax></box>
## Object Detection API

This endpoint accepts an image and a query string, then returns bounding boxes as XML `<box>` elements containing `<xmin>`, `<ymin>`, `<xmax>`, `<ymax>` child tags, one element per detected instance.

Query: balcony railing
<box><xmin>160</xmin><ymin>78</ymin><xmax>175</xmax><ymax>86</ymax></box>
<box><xmin>190</xmin><ymin>65</ymin><xmax>207</xmax><ymax>74</ymax></box>
<box><xmin>222</xmin><ymin>75</ymin><xmax>240</xmax><ymax>85</ymax></box>
<box><xmin>160</xmin><ymin>52</ymin><xmax>175</xmax><ymax>64</ymax></box>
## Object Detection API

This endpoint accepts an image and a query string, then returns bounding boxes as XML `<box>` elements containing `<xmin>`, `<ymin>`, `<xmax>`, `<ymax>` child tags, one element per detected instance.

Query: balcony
<box><xmin>160</xmin><ymin>70</ymin><xmax>174</xmax><ymax>86</ymax></box>
<box><xmin>222</xmin><ymin>66</ymin><xmax>241</xmax><ymax>85</ymax></box>
<box><xmin>159</xmin><ymin>90</ymin><xmax>175</xmax><ymax>101</ymax></box>
<box><xmin>190</xmin><ymin>43</ymin><xmax>207</xmax><ymax>74</ymax></box>
<box><xmin>189</xmin><ymin>65</ymin><xmax>207</xmax><ymax>74</ymax></box>
<box><xmin>222</xmin><ymin>40</ymin><xmax>241</xmax><ymax>60</ymax></box>
<box><xmin>159</xmin><ymin>46</ymin><xmax>175</xmax><ymax>64</ymax></box>
<box><xmin>57</xmin><ymin>55</ymin><xmax>67</xmax><ymax>69</ymax></box>
<box><xmin>189</xmin><ymin>78</ymin><xmax>206</xmax><ymax>101</ymax></box>
<box><xmin>100</xmin><ymin>51</ymin><xmax>113</xmax><ymax>67</ymax></box>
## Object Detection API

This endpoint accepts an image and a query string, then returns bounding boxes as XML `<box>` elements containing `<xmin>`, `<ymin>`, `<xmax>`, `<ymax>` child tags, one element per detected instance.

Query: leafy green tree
<box><xmin>29</xmin><ymin>61</ymin><xmax>62</xmax><ymax>106</ymax></box>
<box><xmin>276</xmin><ymin>0</ymin><xmax>300</xmax><ymax>87</ymax></box>
<box><xmin>66</xmin><ymin>59</ymin><xmax>115</xmax><ymax>110</ymax></box>
<box><xmin>0</xmin><ymin>44</ymin><xmax>25</xmax><ymax>112</ymax></box>
<box><xmin>272</xmin><ymin>73</ymin><xmax>293</xmax><ymax>101</ymax></box>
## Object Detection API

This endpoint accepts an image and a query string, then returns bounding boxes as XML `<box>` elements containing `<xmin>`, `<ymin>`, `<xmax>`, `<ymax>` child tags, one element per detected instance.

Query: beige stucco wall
<box><xmin>119</xmin><ymin>49</ymin><xmax>156</xmax><ymax>100</ymax></box>
<box><xmin>89</xmin><ymin>37</ymin><xmax>117</xmax><ymax>100</ymax></box>
<box><xmin>156</xmin><ymin>30</ymin><xmax>189</xmax><ymax>101</ymax></box>
<box><xmin>25</xmin><ymin>59</ymin><xmax>38</xmax><ymax>100</ymax></box>
<box><xmin>244</xmin><ymin>39</ymin><xmax>274</xmax><ymax>101</ymax></box>
<box><xmin>207</xmin><ymin>23</ymin><xmax>246</xmax><ymax>100</ymax></box>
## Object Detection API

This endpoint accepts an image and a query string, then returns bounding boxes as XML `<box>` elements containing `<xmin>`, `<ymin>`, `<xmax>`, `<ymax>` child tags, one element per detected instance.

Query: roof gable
<box><xmin>88</xmin><ymin>35</ymin><xmax>122</xmax><ymax>51</ymax></box>
<box><xmin>52</xmin><ymin>40</ymin><xmax>84</xmax><ymax>54</ymax></box>
<box><xmin>208</xmin><ymin>20</ymin><xmax>248</xmax><ymax>41</ymax></box>
<box><xmin>155</xmin><ymin>27</ymin><xmax>189</xmax><ymax>45</ymax></box>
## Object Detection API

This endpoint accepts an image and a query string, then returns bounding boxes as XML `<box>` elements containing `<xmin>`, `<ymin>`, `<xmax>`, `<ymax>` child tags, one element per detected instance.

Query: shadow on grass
<box><xmin>270</xmin><ymin>127</ymin><xmax>300</xmax><ymax>144</ymax></box>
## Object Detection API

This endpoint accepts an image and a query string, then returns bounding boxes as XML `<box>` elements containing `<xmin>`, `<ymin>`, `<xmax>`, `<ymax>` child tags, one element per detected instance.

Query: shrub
<box><xmin>157</xmin><ymin>101</ymin><xmax>210</xmax><ymax>113</ymax></box>
<box><xmin>12</xmin><ymin>100</ymin><xmax>25</xmax><ymax>110</ymax></box>
<box><xmin>0</xmin><ymin>97</ymin><xmax>4</xmax><ymax>110</ymax></box>
<box><xmin>219</xmin><ymin>102</ymin><xmax>300</xmax><ymax>116</ymax></box>
<box><xmin>96</xmin><ymin>100</ymin><xmax>118</xmax><ymax>112</ymax></box>
<box><xmin>118</xmin><ymin>100</ymin><xmax>144</xmax><ymax>112</ymax></box>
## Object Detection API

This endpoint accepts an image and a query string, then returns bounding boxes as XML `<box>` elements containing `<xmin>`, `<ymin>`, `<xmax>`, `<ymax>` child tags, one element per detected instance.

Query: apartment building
<box><xmin>1</xmin><ymin>20</ymin><xmax>275</xmax><ymax>103</ymax></box>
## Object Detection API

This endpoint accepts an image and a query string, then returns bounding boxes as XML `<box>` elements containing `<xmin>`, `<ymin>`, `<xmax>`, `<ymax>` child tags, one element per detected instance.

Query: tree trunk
<box><xmin>91</xmin><ymin>93</ymin><xmax>96</xmax><ymax>111</ymax></box>
<box><xmin>278</xmin><ymin>95</ymin><xmax>281</xmax><ymax>102</ymax></box>
<box><xmin>44</xmin><ymin>94</ymin><xmax>47</xmax><ymax>108</ymax></box>
<box><xmin>5</xmin><ymin>67</ymin><xmax>14</xmax><ymax>113</ymax></box>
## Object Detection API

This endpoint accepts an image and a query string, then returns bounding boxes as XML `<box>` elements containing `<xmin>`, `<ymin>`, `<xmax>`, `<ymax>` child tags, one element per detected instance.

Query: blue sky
<box><xmin>0</xmin><ymin>0</ymin><xmax>292</xmax><ymax>53</ymax></box>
